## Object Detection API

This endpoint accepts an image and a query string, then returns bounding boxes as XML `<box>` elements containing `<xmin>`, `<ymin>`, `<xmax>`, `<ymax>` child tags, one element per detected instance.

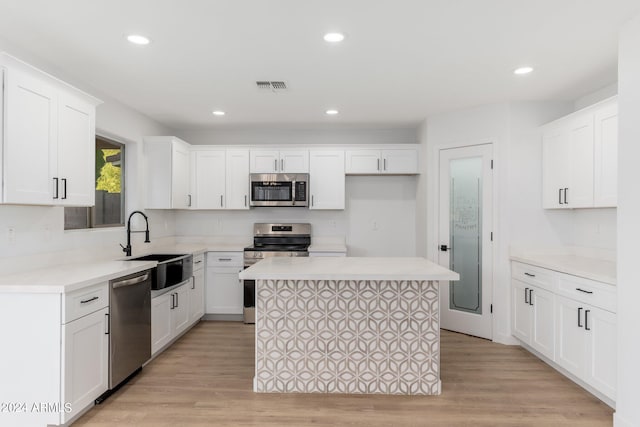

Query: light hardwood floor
<box><xmin>74</xmin><ymin>321</ymin><xmax>613</xmax><ymax>427</ymax></box>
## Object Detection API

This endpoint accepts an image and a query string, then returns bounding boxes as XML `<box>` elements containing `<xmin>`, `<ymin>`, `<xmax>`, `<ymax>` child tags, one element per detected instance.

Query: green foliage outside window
<box><xmin>96</xmin><ymin>149</ymin><xmax>121</xmax><ymax>193</ymax></box>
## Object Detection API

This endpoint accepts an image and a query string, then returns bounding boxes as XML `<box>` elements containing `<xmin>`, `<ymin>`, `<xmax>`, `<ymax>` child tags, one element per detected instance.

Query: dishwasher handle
<box><xmin>112</xmin><ymin>272</ymin><xmax>150</xmax><ymax>289</ymax></box>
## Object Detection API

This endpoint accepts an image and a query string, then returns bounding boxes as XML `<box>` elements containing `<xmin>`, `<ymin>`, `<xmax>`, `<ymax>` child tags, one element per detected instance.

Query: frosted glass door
<box><xmin>438</xmin><ymin>143</ymin><xmax>493</xmax><ymax>340</ymax></box>
<box><xmin>449</xmin><ymin>157</ymin><xmax>483</xmax><ymax>314</ymax></box>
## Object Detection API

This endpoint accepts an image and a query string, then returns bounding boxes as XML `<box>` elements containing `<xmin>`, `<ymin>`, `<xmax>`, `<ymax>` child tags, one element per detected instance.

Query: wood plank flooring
<box><xmin>74</xmin><ymin>321</ymin><xmax>613</xmax><ymax>427</ymax></box>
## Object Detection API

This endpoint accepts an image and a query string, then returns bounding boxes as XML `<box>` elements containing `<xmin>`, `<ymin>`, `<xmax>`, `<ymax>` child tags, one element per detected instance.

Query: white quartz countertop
<box><xmin>239</xmin><ymin>257</ymin><xmax>459</xmax><ymax>281</ymax></box>
<box><xmin>0</xmin><ymin>260</ymin><xmax>157</xmax><ymax>294</ymax></box>
<box><xmin>511</xmin><ymin>254</ymin><xmax>616</xmax><ymax>285</ymax></box>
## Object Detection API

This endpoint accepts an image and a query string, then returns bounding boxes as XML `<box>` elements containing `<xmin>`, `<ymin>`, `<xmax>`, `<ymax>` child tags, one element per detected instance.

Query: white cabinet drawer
<box><xmin>207</xmin><ymin>251</ymin><xmax>244</xmax><ymax>267</ymax></box>
<box><xmin>511</xmin><ymin>262</ymin><xmax>558</xmax><ymax>292</ymax></box>
<box><xmin>63</xmin><ymin>282</ymin><xmax>109</xmax><ymax>324</ymax></box>
<box><xmin>193</xmin><ymin>253</ymin><xmax>205</xmax><ymax>271</ymax></box>
<box><xmin>557</xmin><ymin>273</ymin><xmax>616</xmax><ymax>313</ymax></box>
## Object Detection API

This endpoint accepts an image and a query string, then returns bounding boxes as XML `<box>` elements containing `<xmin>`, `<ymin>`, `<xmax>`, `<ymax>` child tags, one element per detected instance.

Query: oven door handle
<box><xmin>291</xmin><ymin>180</ymin><xmax>296</xmax><ymax>205</ymax></box>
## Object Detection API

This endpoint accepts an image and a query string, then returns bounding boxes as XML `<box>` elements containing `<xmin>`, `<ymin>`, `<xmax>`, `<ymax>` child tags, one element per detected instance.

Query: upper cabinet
<box><xmin>190</xmin><ymin>147</ymin><xmax>249</xmax><ymax>210</ymax></box>
<box><xmin>542</xmin><ymin>97</ymin><xmax>618</xmax><ymax>209</ymax></box>
<box><xmin>145</xmin><ymin>136</ymin><xmax>191</xmax><ymax>209</ymax></box>
<box><xmin>0</xmin><ymin>53</ymin><xmax>101</xmax><ymax>206</ymax></box>
<box><xmin>250</xmin><ymin>149</ymin><xmax>308</xmax><ymax>173</ymax></box>
<box><xmin>309</xmin><ymin>150</ymin><xmax>345</xmax><ymax>210</ymax></box>
<box><xmin>345</xmin><ymin>149</ymin><xmax>418</xmax><ymax>175</ymax></box>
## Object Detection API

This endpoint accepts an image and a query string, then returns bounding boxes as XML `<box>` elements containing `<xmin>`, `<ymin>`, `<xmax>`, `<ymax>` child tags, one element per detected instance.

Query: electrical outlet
<box><xmin>7</xmin><ymin>227</ymin><xmax>16</xmax><ymax>244</ymax></box>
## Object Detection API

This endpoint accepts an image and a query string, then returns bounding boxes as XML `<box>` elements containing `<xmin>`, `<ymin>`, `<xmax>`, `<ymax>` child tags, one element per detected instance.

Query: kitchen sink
<box><xmin>126</xmin><ymin>253</ymin><xmax>193</xmax><ymax>290</ymax></box>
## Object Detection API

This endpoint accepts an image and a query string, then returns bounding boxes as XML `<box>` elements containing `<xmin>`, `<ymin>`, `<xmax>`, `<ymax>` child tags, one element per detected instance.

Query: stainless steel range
<box><xmin>243</xmin><ymin>223</ymin><xmax>311</xmax><ymax>323</ymax></box>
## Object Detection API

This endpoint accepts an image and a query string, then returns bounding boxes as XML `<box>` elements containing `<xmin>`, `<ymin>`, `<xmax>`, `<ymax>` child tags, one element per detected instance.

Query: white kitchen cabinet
<box><xmin>1</xmin><ymin>53</ymin><xmax>100</xmax><ymax>206</ymax></box>
<box><xmin>345</xmin><ymin>149</ymin><xmax>418</xmax><ymax>174</ymax></box>
<box><xmin>188</xmin><ymin>254</ymin><xmax>206</xmax><ymax>325</ymax></box>
<box><xmin>511</xmin><ymin>279</ymin><xmax>555</xmax><ymax>360</ymax></box>
<box><xmin>191</xmin><ymin>149</ymin><xmax>226</xmax><ymax>209</ymax></box>
<box><xmin>250</xmin><ymin>149</ymin><xmax>309</xmax><ymax>173</ymax></box>
<box><xmin>206</xmin><ymin>252</ymin><xmax>244</xmax><ymax>315</ymax></box>
<box><xmin>0</xmin><ymin>282</ymin><xmax>109</xmax><ymax>426</ymax></box>
<box><xmin>145</xmin><ymin>136</ymin><xmax>191</xmax><ymax>209</ymax></box>
<box><xmin>555</xmin><ymin>295</ymin><xmax>617</xmax><ymax>400</ymax></box>
<box><xmin>512</xmin><ymin>260</ymin><xmax>617</xmax><ymax>403</ymax></box>
<box><xmin>225</xmin><ymin>149</ymin><xmax>250</xmax><ymax>209</ymax></box>
<box><xmin>61</xmin><ymin>306</ymin><xmax>109</xmax><ymax>424</ymax></box>
<box><xmin>189</xmin><ymin>148</ymin><xmax>249</xmax><ymax>210</ymax></box>
<box><xmin>151</xmin><ymin>280</ymin><xmax>192</xmax><ymax>356</ymax></box>
<box><xmin>542</xmin><ymin>97</ymin><xmax>617</xmax><ymax>209</ymax></box>
<box><xmin>309</xmin><ymin>150</ymin><xmax>345</xmax><ymax>210</ymax></box>
<box><xmin>594</xmin><ymin>102</ymin><xmax>618</xmax><ymax>207</ymax></box>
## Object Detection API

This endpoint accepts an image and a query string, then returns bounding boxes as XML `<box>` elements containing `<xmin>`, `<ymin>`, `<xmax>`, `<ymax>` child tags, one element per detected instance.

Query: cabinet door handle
<box><xmin>61</xmin><ymin>178</ymin><xmax>67</xmax><ymax>200</ymax></box>
<box><xmin>188</xmin><ymin>194</ymin><xmax>192</xmax><ymax>207</ymax></box>
<box><xmin>176</xmin><ymin>292</ymin><xmax>179</xmax><ymax>308</ymax></box>
<box><xmin>53</xmin><ymin>177</ymin><xmax>59</xmax><ymax>199</ymax></box>
<box><xmin>585</xmin><ymin>309</ymin><xmax>590</xmax><ymax>331</ymax></box>
<box><xmin>80</xmin><ymin>296</ymin><xmax>99</xmax><ymax>304</ymax></box>
<box><xmin>192</xmin><ymin>278</ymin><xmax>195</xmax><ymax>290</ymax></box>
<box><xmin>524</xmin><ymin>287</ymin><xmax>529</xmax><ymax>304</ymax></box>
<box><xmin>219</xmin><ymin>258</ymin><xmax>232</xmax><ymax>261</ymax></box>
<box><xmin>383</xmin><ymin>158</ymin><xmax>387</xmax><ymax>171</ymax></box>
<box><xmin>528</xmin><ymin>289</ymin><xmax>533</xmax><ymax>306</ymax></box>
<box><xmin>576</xmin><ymin>288</ymin><xmax>593</xmax><ymax>294</ymax></box>
<box><xmin>558</xmin><ymin>188</ymin><xmax>562</xmax><ymax>205</ymax></box>
<box><xmin>578</xmin><ymin>307</ymin><xmax>583</xmax><ymax>327</ymax></box>
<box><xmin>377</xmin><ymin>158</ymin><xmax>380</xmax><ymax>171</ymax></box>
<box><xmin>245</xmin><ymin>195</ymin><xmax>247</xmax><ymax>207</ymax></box>
<box><xmin>274</xmin><ymin>159</ymin><xmax>278</xmax><ymax>171</ymax></box>
<box><xmin>524</xmin><ymin>272</ymin><xmax>535</xmax><ymax>277</ymax></box>
<box><xmin>105</xmin><ymin>313</ymin><xmax>110</xmax><ymax>335</ymax></box>
<box><xmin>311</xmin><ymin>195</ymin><xmax>315</xmax><ymax>207</ymax></box>
<box><xmin>220</xmin><ymin>195</ymin><xmax>223</xmax><ymax>207</ymax></box>
<box><xmin>281</xmin><ymin>158</ymin><xmax>284</xmax><ymax>171</ymax></box>
<box><xmin>170</xmin><ymin>293</ymin><xmax>175</xmax><ymax>309</ymax></box>
<box><xmin>564</xmin><ymin>188</ymin><xmax>568</xmax><ymax>204</ymax></box>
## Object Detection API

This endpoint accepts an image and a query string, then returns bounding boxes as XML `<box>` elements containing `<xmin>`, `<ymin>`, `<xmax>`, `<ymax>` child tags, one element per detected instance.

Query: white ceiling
<box><xmin>0</xmin><ymin>0</ymin><xmax>638</xmax><ymax>130</ymax></box>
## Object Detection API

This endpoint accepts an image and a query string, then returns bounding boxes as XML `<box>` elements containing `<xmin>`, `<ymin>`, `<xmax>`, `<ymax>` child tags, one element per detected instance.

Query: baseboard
<box><xmin>202</xmin><ymin>313</ymin><xmax>244</xmax><ymax>322</ymax></box>
<box><xmin>614</xmin><ymin>412</ymin><xmax>637</xmax><ymax>427</ymax></box>
<box><xmin>493</xmin><ymin>332</ymin><xmax>519</xmax><ymax>345</ymax></box>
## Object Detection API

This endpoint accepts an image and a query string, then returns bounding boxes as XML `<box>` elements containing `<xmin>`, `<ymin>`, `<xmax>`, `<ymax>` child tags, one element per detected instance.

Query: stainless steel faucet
<box><xmin>121</xmin><ymin>210</ymin><xmax>150</xmax><ymax>256</ymax></box>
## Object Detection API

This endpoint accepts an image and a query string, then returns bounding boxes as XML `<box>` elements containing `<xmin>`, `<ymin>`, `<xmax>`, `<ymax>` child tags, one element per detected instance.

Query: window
<box><xmin>64</xmin><ymin>136</ymin><xmax>125</xmax><ymax>230</ymax></box>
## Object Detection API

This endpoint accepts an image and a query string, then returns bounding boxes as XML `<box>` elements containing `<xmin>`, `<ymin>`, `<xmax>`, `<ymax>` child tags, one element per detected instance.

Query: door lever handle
<box><xmin>439</xmin><ymin>244</ymin><xmax>451</xmax><ymax>251</ymax></box>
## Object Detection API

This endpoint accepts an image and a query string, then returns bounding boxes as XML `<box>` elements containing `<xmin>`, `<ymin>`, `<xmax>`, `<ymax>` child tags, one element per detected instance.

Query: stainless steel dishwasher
<box><xmin>109</xmin><ymin>269</ymin><xmax>152</xmax><ymax>389</ymax></box>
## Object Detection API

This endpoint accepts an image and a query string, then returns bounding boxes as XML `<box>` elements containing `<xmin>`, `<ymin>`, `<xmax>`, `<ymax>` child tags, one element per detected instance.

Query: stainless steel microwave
<box><xmin>250</xmin><ymin>173</ymin><xmax>309</xmax><ymax>207</ymax></box>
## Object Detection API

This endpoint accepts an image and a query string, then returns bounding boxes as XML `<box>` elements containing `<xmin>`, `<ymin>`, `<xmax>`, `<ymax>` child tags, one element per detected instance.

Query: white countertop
<box><xmin>511</xmin><ymin>254</ymin><xmax>616</xmax><ymax>285</ymax></box>
<box><xmin>0</xmin><ymin>260</ymin><xmax>157</xmax><ymax>293</ymax></box>
<box><xmin>239</xmin><ymin>256</ymin><xmax>459</xmax><ymax>281</ymax></box>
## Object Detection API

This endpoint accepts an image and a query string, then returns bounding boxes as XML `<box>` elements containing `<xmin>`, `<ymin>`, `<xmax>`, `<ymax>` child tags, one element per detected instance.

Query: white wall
<box><xmin>614</xmin><ymin>14</ymin><xmax>640</xmax><ymax>427</ymax></box>
<box><xmin>177</xmin><ymin>127</ymin><xmax>416</xmax><ymax>146</ymax></box>
<box><xmin>0</xmin><ymin>39</ymin><xmax>175</xmax><ymax>270</ymax></box>
<box><xmin>574</xmin><ymin>83</ymin><xmax>617</xmax><ymax>111</ymax></box>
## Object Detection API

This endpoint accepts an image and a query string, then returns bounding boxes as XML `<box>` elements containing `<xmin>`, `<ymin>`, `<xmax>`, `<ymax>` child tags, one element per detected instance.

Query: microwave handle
<box><xmin>291</xmin><ymin>180</ymin><xmax>296</xmax><ymax>205</ymax></box>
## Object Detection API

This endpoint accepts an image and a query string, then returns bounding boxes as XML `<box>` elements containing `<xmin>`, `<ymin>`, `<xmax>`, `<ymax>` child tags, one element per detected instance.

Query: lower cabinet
<box><xmin>511</xmin><ymin>280</ymin><xmax>555</xmax><ymax>360</ymax></box>
<box><xmin>206</xmin><ymin>252</ymin><xmax>244</xmax><ymax>315</ymax></box>
<box><xmin>556</xmin><ymin>295</ymin><xmax>617</xmax><ymax>400</ymax></box>
<box><xmin>189</xmin><ymin>266</ymin><xmax>206</xmax><ymax>324</ymax></box>
<box><xmin>151</xmin><ymin>280</ymin><xmax>192</xmax><ymax>356</ymax></box>
<box><xmin>61</xmin><ymin>307</ymin><xmax>109</xmax><ymax>424</ymax></box>
<box><xmin>511</xmin><ymin>261</ymin><xmax>617</xmax><ymax>403</ymax></box>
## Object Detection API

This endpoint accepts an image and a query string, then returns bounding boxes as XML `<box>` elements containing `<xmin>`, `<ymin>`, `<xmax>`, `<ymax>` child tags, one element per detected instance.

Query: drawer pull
<box><xmin>524</xmin><ymin>287</ymin><xmax>529</xmax><ymax>304</ymax></box>
<box><xmin>585</xmin><ymin>309</ymin><xmax>591</xmax><ymax>331</ymax></box>
<box><xmin>80</xmin><ymin>296</ymin><xmax>99</xmax><ymax>304</ymax></box>
<box><xmin>524</xmin><ymin>272</ymin><xmax>535</xmax><ymax>277</ymax></box>
<box><xmin>219</xmin><ymin>258</ymin><xmax>232</xmax><ymax>261</ymax></box>
<box><xmin>576</xmin><ymin>288</ymin><xmax>593</xmax><ymax>294</ymax></box>
<box><xmin>578</xmin><ymin>307</ymin><xmax>583</xmax><ymax>328</ymax></box>
<box><xmin>195</xmin><ymin>260</ymin><xmax>203</xmax><ymax>264</ymax></box>
<box><xmin>105</xmin><ymin>313</ymin><xmax>110</xmax><ymax>335</ymax></box>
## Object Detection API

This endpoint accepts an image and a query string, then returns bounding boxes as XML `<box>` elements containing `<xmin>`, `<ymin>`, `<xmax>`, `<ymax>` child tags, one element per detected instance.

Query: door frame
<box><xmin>428</xmin><ymin>139</ymin><xmax>499</xmax><ymax>341</ymax></box>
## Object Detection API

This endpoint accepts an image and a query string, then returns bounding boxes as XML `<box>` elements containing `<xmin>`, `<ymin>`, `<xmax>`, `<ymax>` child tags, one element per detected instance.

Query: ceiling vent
<box><xmin>256</xmin><ymin>81</ymin><xmax>288</xmax><ymax>91</ymax></box>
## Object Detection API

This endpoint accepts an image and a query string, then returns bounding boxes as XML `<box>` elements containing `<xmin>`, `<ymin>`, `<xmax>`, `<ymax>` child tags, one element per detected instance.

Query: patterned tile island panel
<box><xmin>255</xmin><ymin>279</ymin><xmax>440</xmax><ymax>395</ymax></box>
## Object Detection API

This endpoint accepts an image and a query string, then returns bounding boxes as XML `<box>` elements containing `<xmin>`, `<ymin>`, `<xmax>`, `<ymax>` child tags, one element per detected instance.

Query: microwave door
<box><xmin>291</xmin><ymin>180</ymin><xmax>296</xmax><ymax>206</ymax></box>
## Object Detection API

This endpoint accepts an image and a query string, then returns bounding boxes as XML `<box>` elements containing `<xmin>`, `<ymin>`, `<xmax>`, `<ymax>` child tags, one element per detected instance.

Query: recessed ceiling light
<box><xmin>325</xmin><ymin>109</ymin><xmax>339</xmax><ymax>115</ymax></box>
<box><xmin>323</xmin><ymin>32</ymin><xmax>345</xmax><ymax>43</ymax></box>
<box><xmin>212</xmin><ymin>110</ymin><xmax>226</xmax><ymax>116</ymax></box>
<box><xmin>514</xmin><ymin>66</ymin><xmax>534</xmax><ymax>75</ymax></box>
<box><xmin>127</xmin><ymin>34</ymin><xmax>151</xmax><ymax>45</ymax></box>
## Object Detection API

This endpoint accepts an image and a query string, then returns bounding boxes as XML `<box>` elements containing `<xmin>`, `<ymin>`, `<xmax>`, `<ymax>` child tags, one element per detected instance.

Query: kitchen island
<box><xmin>239</xmin><ymin>257</ymin><xmax>459</xmax><ymax>396</ymax></box>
